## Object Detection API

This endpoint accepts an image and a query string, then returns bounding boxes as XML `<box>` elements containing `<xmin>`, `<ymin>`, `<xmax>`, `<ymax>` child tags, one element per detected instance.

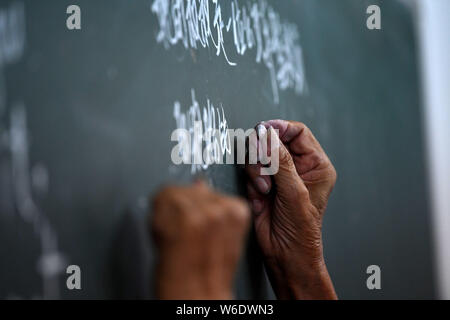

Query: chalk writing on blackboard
<box><xmin>9</xmin><ymin>105</ymin><xmax>67</xmax><ymax>300</ymax></box>
<box><xmin>151</xmin><ymin>0</ymin><xmax>307</xmax><ymax>104</ymax></box>
<box><xmin>0</xmin><ymin>1</ymin><xmax>26</xmax><ymax>69</ymax></box>
<box><xmin>172</xmin><ymin>89</ymin><xmax>231</xmax><ymax>174</ymax></box>
<box><xmin>0</xmin><ymin>1</ymin><xmax>25</xmax><ymax>114</ymax></box>
<box><xmin>0</xmin><ymin>2</ymin><xmax>66</xmax><ymax>300</ymax></box>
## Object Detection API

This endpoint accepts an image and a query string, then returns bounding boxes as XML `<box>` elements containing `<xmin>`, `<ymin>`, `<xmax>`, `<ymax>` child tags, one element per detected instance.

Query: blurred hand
<box><xmin>151</xmin><ymin>181</ymin><xmax>250</xmax><ymax>300</ymax></box>
<box><xmin>246</xmin><ymin>120</ymin><xmax>337</xmax><ymax>300</ymax></box>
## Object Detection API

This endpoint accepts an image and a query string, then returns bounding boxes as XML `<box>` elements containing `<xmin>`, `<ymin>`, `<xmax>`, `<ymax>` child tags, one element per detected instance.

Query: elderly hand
<box><xmin>246</xmin><ymin>120</ymin><xmax>337</xmax><ymax>300</ymax></box>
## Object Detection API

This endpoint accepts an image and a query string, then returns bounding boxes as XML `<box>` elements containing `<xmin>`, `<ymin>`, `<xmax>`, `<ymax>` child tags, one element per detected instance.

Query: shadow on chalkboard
<box><xmin>109</xmin><ymin>207</ymin><xmax>153</xmax><ymax>299</ymax></box>
<box><xmin>235</xmin><ymin>165</ymin><xmax>273</xmax><ymax>300</ymax></box>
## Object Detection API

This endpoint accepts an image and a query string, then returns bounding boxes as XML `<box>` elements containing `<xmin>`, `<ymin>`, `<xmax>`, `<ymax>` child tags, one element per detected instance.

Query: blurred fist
<box><xmin>151</xmin><ymin>181</ymin><xmax>251</xmax><ymax>300</ymax></box>
<box><xmin>246</xmin><ymin>120</ymin><xmax>337</xmax><ymax>300</ymax></box>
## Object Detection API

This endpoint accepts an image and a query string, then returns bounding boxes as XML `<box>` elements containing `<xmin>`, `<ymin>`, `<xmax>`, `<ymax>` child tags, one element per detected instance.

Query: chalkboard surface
<box><xmin>0</xmin><ymin>0</ymin><xmax>435</xmax><ymax>299</ymax></box>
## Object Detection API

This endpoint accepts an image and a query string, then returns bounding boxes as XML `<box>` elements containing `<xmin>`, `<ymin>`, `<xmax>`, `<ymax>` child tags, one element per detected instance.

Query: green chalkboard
<box><xmin>0</xmin><ymin>0</ymin><xmax>434</xmax><ymax>299</ymax></box>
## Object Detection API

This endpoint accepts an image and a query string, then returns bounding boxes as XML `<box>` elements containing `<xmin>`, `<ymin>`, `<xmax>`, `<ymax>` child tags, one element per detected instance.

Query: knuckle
<box><xmin>296</xmin><ymin>121</ymin><xmax>307</xmax><ymax>130</ymax></box>
<box><xmin>322</xmin><ymin>156</ymin><xmax>337</xmax><ymax>185</ymax></box>
<box><xmin>300</xmin><ymin>123</ymin><xmax>311</xmax><ymax>135</ymax></box>
<box><xmin>330</xmin><ymin>165</ymin><xmax>337</xmax><ymax>183</ymax></box>
<box><xmin>294</xmin><ymin>182</ymin><xmax>310</xmax><ymax>201</ymax></box>
<box><xmin>300</xmin><ymin>124</ymin><xmax>319</xmax><ymax>146</ymax></box>
<box><xmin>311</xmin><ymin>151</ymin><xmax>324</xmax><ymax>167</ymax></box>
<box><xmin>292</xmin><ymin>121</ymin><xmax>308</xmax><ymax>135</ymax></box>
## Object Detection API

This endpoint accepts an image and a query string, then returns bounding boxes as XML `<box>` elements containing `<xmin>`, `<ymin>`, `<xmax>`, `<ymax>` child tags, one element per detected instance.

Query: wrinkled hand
<box><xmin>151</xmin><ymin>181</ymin><xmax>251</xmax><ymax>300</ymax></box>
<box><xmin>246</xmin><ymin>120</ymin><xmax>337</xmax><ymax>300</ymax></box>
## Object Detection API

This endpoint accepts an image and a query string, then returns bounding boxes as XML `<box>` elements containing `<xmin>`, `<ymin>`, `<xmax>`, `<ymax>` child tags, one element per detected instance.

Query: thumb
<box><xmin>268</xmin><ymin>126</ymin><xmax>309</xmax><ymax>200</ymax></box>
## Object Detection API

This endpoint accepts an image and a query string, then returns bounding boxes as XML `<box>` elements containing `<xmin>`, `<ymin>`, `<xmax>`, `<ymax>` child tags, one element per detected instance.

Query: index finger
<box><xmin>264</xmin><ymin>119</ymin><xmax>324</xmax><ymax>156</ymax></box>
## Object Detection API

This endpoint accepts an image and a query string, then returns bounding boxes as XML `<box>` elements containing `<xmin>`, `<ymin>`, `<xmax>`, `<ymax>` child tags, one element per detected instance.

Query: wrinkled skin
<box><xmin>246</xmin><ymin>120</ymin><xmax>337</xmax><ymax>300</ymax></box>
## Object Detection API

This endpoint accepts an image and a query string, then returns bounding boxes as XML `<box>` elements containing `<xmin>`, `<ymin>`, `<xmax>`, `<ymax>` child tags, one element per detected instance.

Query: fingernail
<box><xmin>255</xmin><ymin>177</ymin><xmax>270</xmax><ymax>194</ymax></box>
<box><xmin>257</xmin><ymin>124</ymin><xmax>267</xmax><ymax>138</ymax></box>
<box><xmin>252</xmin><ymin>199</ymin><xmax>263</xmax><ymax>213</ymax></box>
